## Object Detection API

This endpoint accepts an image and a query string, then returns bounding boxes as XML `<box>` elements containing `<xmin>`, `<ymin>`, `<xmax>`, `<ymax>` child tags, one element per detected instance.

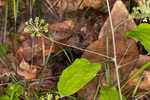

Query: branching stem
<box><xmin>106</xmin><ymin>0</ymin><xmax>123</xmax><ymax>100</ymax></box>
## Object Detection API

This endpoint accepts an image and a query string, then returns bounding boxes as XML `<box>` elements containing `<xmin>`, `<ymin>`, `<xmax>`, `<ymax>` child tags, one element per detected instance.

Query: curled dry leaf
<box><xmin>17</xmin><ymin>59</ymin><xmax>37</xmax><ymax>80</ymax></box>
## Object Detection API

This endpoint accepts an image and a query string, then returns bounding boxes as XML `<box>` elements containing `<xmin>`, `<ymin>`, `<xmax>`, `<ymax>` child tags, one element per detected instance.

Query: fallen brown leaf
<box><xmin>56</xmin><ymin>0</ymin><xmax>102</xmax><ymax>12</ymax></box>
<box><xmin>48</xmin><ymin>19</ymin><xmax>75</xmax><ymax>31</ymax></box>
<box><xmin>17</xmin><ymin>59</ymin><xmax>37</xmax><ymax>80</ymax></box>
<box><xmin>0</xmin><ymin>1</ymin><xmax>5</xmax><ymax>6</ymax></box>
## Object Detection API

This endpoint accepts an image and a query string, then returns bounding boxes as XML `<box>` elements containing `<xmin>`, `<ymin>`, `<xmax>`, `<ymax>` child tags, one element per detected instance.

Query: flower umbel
<box><xmin>24</xmin><ymin>17</ymin><xmax>48</xmax><ymax>37</ymax></box>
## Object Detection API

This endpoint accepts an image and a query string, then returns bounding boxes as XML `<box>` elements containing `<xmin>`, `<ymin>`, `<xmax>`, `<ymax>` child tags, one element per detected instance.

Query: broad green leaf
<box><xmin>0</xmin><ymin>95</ymin><xmax>10</xmax><ymax>100</ymax></box>
<box><xmin>126</xmin><ymin>23</ymin><xmax>150</xmax><ymax>53</ymax></box>
<box><xmin>100</xmin><ymin>87</ymin><xmax>126</xmax><ymax>100</ymax></box>
<box><xmin>58</xmin><ymin>58</ymin><xmax>101</xmax><ymax>96</ymax></box>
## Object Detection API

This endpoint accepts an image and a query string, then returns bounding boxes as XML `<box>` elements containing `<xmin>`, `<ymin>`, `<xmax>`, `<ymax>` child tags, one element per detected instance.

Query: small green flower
<box><xmin>24</xmin><ymin>17</ymin><xmax>49</xmax><ymax>38</ymax></box>
<box><xmin>31</xmin><ymin>33</ymin><xmax>35</xmax><ymax>37</ymax></box>
<box><xmin>132</xmin><ymin>0</ymin><xmax>150</xmax><ymax>22</ymax></box>
<box><xmin>40</xmin><ymin>96</ymin><xmax>45</xmax><ymax>100</ymax></box>
<box><xmin>37</xmin><ymin>33</ymin><xmax>42</xmax><ymax>37</ymax></box>
<box><xmin>40</xmin><ymin>19</ymin><xmax>45</xmax><ymax>25</ymax></box>
<box><xmin>29</xmin><ymin>18</ymin><xmax>33</xmax><ymax>24</ymax></box>
<box><xmin>25</xmin><ymin>22</ymin><xmax>29</xmax><ymax>25</ymax></box>
<box><xmin>47</xmin><ymin>94</ymin><xmax>53</xmax><ymax>100</ymax></box>
<box><xmin>24</xmin><ymin>26</ymin><xmax>31</xmax><ymax>32</ymax></box>
<box><xmin>55</xmin><ymin>96</ymin><xmax>59</xmax><ymax>100</ymax></box>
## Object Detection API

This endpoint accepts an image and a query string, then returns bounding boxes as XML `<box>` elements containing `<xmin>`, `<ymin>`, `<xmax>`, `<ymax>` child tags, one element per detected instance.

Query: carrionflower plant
<box><xmin>24</xmin><ymin>17</ymin><xmax>48</xmax><ymax>37</ymax></box>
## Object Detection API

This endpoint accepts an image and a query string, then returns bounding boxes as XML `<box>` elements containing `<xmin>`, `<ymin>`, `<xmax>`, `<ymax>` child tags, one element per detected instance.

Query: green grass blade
<box><xmin>3</xmin><ymin>1</ymin><xmax>8</xmax><ymax>43</ymax></box>
<box><xmin>105</xmin><ymin>28</ymin><xmax>110</xmax><ymax>87</ymax></box>
<box><xmin>38</xmin><ymin>34</ymin><xmax>54</xmax><ymax>91</ymax></box>
<box><xmin>13</xmin><ymin>0</ymin><xmax>17</xmax><ymax>31</ymax></box>
<box><xmin>37</xmin><ymin>0</ymin><xmax>41</xmax><ymax>17</ymax></box>
<box><xmin>132</xmin><ymin>74</ymin><xmax>144</xmax><ymax>97</ymax></box>
<box><xmin>75</xmin><ymin>0</ymin><xmax>84</xmax><ymax>15</ymax></box>
<box><xmin>62</xmin><ymin>48</ymin><xmax>72</xmax><ymax>64</ymax></box>
<box><xmin>121</xmin><ymin>62</ymin><xmax>150</xmax><ymax>89</ymax></box>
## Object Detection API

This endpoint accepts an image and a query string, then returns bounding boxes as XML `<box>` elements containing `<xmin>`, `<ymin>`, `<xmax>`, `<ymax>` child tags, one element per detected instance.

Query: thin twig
<box><xmin>119</xmin><ymin>58</ymin><xmax>138</xmax><ymax>69</ymax></box>
<box><xmin>42</xmin><ymin>34</ymin><xmax>112</xmax><ymax>59</ymax></box>
<box><xmin>106</xmin><ymin>0</ymin><xmax>123</xmax><ymax>100</ymax></box>
<box><xmin>118</xmin><ymin>40</ymin><xmax>134</xmax><ymax>65</ymax></box>
<box><xmin>135</xmin><ymin>90</ymin><xmax>150</xmax><ymax>100</ymax></box>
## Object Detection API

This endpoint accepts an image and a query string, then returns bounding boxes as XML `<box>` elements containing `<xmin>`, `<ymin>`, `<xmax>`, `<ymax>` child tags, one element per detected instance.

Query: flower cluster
<box><xmin>132</xmin><ymin>0</ymin><xmax>150</xmax><ymax>22</ymax></box>
<box><xmin>24</xmin><ymin>17</ymin><xmax>48</xmax><ymax>37</ymax></box>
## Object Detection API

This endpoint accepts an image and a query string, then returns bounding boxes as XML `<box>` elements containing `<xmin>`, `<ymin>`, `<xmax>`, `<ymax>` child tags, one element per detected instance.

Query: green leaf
<box><xmin>6</xmin><ymin>83</ymin><xmax>24</xmax><ymax>100</ymax></box>
<box><xmin>126</xmin><ymin>23</ymin><xmax>150</xmax><ymax>53</ymax></box>
<box><xmin>100</xmin><ymin>87</ymin><xmax>126</xmax><ymax>100</ymax></box>
<box><xmin>0</xmin><ymin>95</ymin><xmax>10</xmax><ymax>100</ymax></box>
<box><xmin>58</xmin><ymin>58</ymin><xmax>101</xmax><ymax>96</ymax></box>
<box><xmin>0</xmin><ymin>43</ymin><xmax>10</xmax><ymax>55</ymax></box>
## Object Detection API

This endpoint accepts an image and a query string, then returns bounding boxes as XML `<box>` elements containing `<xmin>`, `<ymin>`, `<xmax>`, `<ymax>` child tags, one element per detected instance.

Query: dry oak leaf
<box><xmin>98</xmin><ymin>0</ymin><xmax>136</xmax><ymax>39</ymax></box>
<box><xmin>17</xmin><ymin>59</ymin><xmax>37</xmax><ymax>80</ymax></box>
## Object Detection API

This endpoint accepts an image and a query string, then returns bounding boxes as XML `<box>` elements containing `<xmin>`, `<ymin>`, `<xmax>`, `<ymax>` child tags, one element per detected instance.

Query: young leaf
<box><xmin>58</xmin><ymin>58</ymin><xmax>101</xmax><ymax>96</ymax></box>
<box><xmin>126</xmin><ymin>23</ymin><xmax>150</xmax><ymax>53</ymax></box>
<box><xmin>100</xmin><ymin>87</ymin><xmax>126</xmax><ymax>100</ymax></box>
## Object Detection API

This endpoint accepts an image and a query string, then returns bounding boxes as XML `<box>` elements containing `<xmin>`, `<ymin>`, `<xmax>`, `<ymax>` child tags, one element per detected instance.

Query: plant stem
<box><xmin>42</xmin><ymin>37</ymin><xmax>45</xmax><ymax>66</ymax></box>
<box><xmin>106</xmin><ymin>0</ymin><xmax>123</xmax><ymax>100</ymax></box>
